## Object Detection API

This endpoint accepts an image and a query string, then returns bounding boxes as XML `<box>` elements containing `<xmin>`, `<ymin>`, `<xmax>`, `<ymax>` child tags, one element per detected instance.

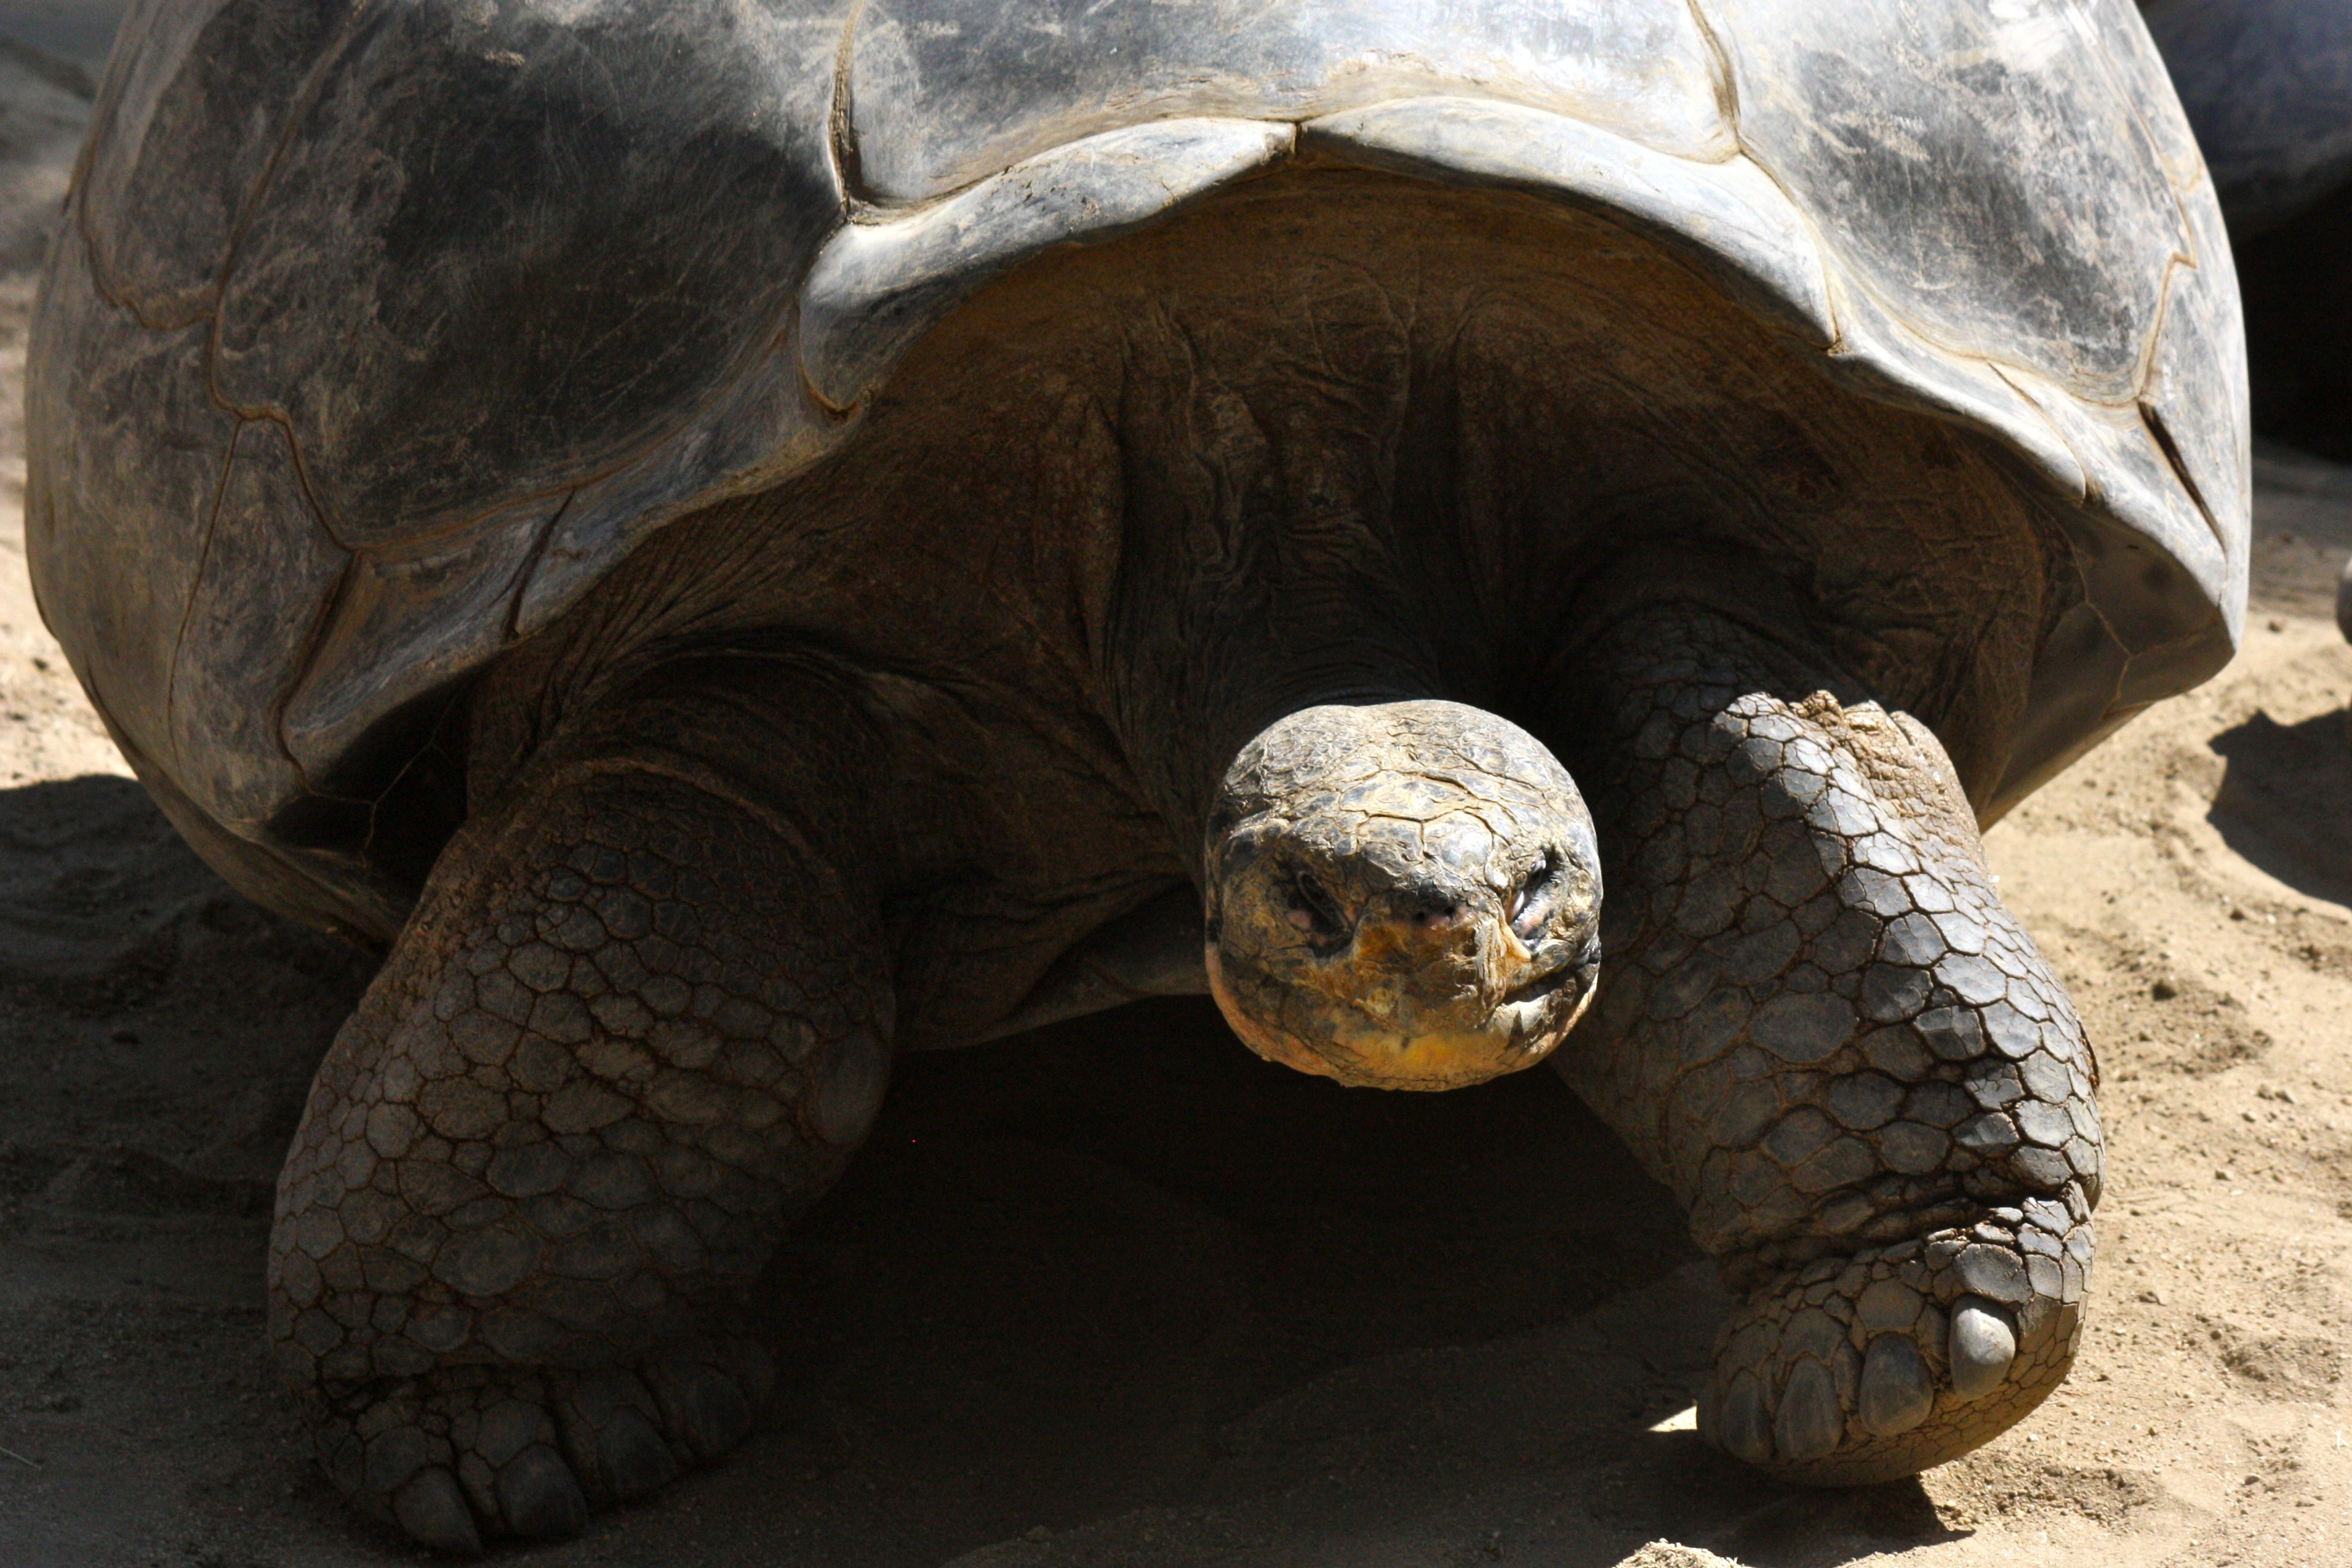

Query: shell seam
<box><xmin>158</xmin><ymin>425</ymin><xmax>243</xmax><ymax>779</ymax></box>
<box><xmin>196</xmin><ymin>0</ymin><xmax>380</xmax><ymax>445</ymax></box>
<box><xmin>829</xmin><ymin>0</ymin><xmax>880</xmax><ymax>215</ymax></box>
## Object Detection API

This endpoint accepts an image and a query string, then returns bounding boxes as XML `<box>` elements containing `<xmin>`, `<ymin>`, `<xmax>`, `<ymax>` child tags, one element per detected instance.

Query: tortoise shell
<box><xmin>27</xmin><ymin>0</ymin><xmax>2247</xmax><ymax>941</ymax></box>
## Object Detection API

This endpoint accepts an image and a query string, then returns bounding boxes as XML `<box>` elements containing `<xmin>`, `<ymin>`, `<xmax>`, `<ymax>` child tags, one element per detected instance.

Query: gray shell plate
<box><xmin>27</xmin><ymin>0</ymin><xmax>2248</xmax><ymax>939</ymax></box>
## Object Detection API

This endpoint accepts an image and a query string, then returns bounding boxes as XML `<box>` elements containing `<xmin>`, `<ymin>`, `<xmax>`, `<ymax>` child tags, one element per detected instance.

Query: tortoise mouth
<box><xmin>1500</xmin><ymin>959</ymin><xmax>1580</xmax><ymax>1011</ymax></box>
<box><xmin>1204</xmin><ymin>938</ymin><xmax>1597</xmax><ymax>1091</ymax></box>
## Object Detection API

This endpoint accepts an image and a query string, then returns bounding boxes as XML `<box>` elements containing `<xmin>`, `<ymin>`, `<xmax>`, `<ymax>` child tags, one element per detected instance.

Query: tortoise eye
<box><xmin>1508</xmin><ymin>853</ymin><xmax>1560</xmax><ymax>939</ymax></box>
<box><xmin>1286</xmin><ymin>871</ymin><xmax>1347</xmax><ymax>939</ymax></box>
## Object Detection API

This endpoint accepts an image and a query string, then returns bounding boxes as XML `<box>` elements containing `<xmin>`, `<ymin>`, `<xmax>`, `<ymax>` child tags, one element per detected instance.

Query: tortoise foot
<box><xmin>1698</xmin><ymin>1197</ymin><xmax>2089</xmax><ymax>1483</ymax></box>
<box><xmin>311</xmin><ymin>1338</ymin><xmax>773</xmax><ymax>1555</ymax></box>
<box><xmin>267</xmin><ymin>733</ymin><xmax>881</xmax><ymax>1554</ymax></box>
<box><xmin>1555</xmin><ymin>604</ymin><xmax>2102</xmax><ymax>1483</ymax></box>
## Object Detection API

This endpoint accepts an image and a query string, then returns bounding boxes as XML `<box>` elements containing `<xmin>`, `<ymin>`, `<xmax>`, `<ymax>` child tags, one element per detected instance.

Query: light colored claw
<box><xmin>1858</xmin><ymin>1333</ymin><xmax>1934</xmax><ymax>1436</ymax></box>
<box><xmin>1775</xmin><ymin>1359</ymin><xmax>1844</xmax><ymax>1460</ymax></box>
<box><xmin>1948</xmin><ymin>1295</ymin><xmax>2018</xmax><ymax>1402</ymax></box>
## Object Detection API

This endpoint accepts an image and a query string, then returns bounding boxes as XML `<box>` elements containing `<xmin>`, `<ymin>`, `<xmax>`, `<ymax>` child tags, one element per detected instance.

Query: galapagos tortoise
<box><xmin>30</xmin><ymin>0</ymin><xmax>2247</xmax><ymax>1551</ymax></box>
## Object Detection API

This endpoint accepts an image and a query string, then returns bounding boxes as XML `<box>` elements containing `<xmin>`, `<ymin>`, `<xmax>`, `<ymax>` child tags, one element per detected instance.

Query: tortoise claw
<box><xmin>598</xmin><ymin>1406</ymin><xmax>681</xmax><ymax>1500</ymax></box>
<box><xmin>309</xmin><ymin>1346</ymin><xmax>763</xmax><ymax>1555</ymax></box>
<box><xmin>651</xmin><ymin>1357</ymin><xmax>754</xmax><ymax>1462</ymax></box>
<box><xmin>1857</xmin><ymin>1333</ymin><xmax>1934</xmax><ymax>1437</ymax></box>
<box><xmin>497</xmin><ymin>1444</ymin><xmax>589</xmax><ymax>1540</ymax></box>
<box><xmin>393</xmin><ymin>1467</ymin><xmax>482</xmax><ymax>1557</ymax></box>
<box><xmin>1948</xmin><ymin>1296</ymin><xmax>2020</xmax><ymax>1401</ymax></box>
<box><xmin>1774</xmin><ymin>1360</ymin><xmax>1844</xmax><ymax>1461</ymax></box>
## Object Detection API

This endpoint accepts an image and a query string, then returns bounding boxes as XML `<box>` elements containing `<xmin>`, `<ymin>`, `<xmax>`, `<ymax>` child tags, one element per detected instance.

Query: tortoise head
<box><xmin>1202</xmin><ymin>701</ymin><xmax>1602</xmax><ymax>1090</ymax></box>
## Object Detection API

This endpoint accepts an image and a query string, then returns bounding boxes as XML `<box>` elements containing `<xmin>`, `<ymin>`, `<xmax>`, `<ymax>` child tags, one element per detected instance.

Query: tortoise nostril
<box><xmin>1382</xmin><ymin>883</ymin><xmax>1468</xmax><ymax>930</ymax></box>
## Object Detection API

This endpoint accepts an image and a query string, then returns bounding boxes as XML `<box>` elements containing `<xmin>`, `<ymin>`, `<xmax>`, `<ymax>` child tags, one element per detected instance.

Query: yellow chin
<box><xmin>1205</xmin><ymin>946</ymin><xmax>1567</xmax><ymax>1090</ymax></box>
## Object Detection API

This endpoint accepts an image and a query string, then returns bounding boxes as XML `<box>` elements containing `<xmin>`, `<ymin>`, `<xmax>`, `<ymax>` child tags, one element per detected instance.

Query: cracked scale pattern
<box><xmin>1555</xmin><ymin>610</ymin><xmax>2097</xmax><ymax>1483</ymax></box>
<box><xmin>268</xmin><ymin>755</ymin><xmax>891</xmax><ymax>1545</ymax></box>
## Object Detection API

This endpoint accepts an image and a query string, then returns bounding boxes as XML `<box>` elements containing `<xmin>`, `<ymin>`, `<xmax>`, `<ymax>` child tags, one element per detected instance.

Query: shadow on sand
<box><xmin>2208</xmin><ymin>706</ymin><xmax>2352</xmax><ymax>910</ymax></box>
<box><xmin>561</xmin><ymin>998</ymin><xmax>1961</xmax><ymax>1568</ymax></box>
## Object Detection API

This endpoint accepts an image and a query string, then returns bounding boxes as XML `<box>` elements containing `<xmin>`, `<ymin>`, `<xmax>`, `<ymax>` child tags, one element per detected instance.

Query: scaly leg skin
<box><xmin>1556</xmin><ymin>609</ymin><xmax>2098</xmax><ymax>1483</ymax></box>
<box><xmin>269</xmin><ymin>749</ymin><xmax>892</xmax><ymax>1552</ymax></box>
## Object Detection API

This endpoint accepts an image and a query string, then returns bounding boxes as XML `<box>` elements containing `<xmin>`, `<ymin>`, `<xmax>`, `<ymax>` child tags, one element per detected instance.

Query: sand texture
<box><xmin>0</xmin><ymin>33</ymin><xmax>2345</xmax><ymax>1568</ymax></box>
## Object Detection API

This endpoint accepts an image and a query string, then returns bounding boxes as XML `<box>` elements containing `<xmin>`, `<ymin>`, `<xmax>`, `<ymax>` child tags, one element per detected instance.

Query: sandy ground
<box><xmin>0</xmin><ymin>28</ymin><xmax>2347</xmax><ymax>1568</ymax></box>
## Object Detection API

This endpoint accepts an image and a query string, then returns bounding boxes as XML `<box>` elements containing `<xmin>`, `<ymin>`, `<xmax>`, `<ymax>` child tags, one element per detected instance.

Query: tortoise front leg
<box><xmin>1555</xmin><ymin>608</ymin><xmax>2097</xmax><ymax>1481</ymax></box>
<box><xmin>269</xmin><ymin>737</ymin><xmax>892</xmax><ymax>1551</ymax></box>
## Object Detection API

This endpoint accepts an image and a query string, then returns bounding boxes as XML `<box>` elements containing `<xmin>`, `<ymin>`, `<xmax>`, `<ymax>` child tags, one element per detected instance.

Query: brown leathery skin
<box><xmin>1202</xmin><ymin>701</ymin><xmax>1602</xmax><ymax>1090</ymax></box>
<box><xmin>1549</xmin><ymin>609</ymin><xmax>2097</xmax><ymax>1483</ymax></box>
<box><xmin>268</xmin><ymin>741</ymin><xmax>891</xmax><ymax>1551</ymax></box>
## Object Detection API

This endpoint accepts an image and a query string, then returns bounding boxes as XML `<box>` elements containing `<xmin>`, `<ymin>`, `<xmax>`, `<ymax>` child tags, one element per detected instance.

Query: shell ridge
<box><xmin>500</xmin><ymin>488</ymin><xmax>573</xmax><ymax>647</ymax></box>
<box><xmin>1986</xmin><ymin>362</ymin><xmax>2097</xmax><ymax>508</ymax></box>
<box><xmin>282</xmin><ymin>494</ymin><xmax>559</xmax><ymax>788</ymax></box>
<box><xmin>2132</xmin><ymin>256</ymin><xmax>2227</xmax><ymax>548</ymax></box>
<box><xmin>1681</xmin><ymin>0</ymin><xmax>1743</xmax><ymax>135</ymax></box>
<box><xmin>1296</xmin><ymin>95</ymin><xmax>1834</xmax><ymax>347</ymax></box>
<box><xmin>796</xmin><ymin>115</ymin><xmax>1300</xmax><ymax>410</ymax></box>
<box><xmin>514</xmin><ymin>320</ymin><xmax>841</xmax><ymax>640</ymax></box>
<box><xmin>166</xmin><ymin>418</ymin><xmax>353</xmax><ymax>831</ymax></box>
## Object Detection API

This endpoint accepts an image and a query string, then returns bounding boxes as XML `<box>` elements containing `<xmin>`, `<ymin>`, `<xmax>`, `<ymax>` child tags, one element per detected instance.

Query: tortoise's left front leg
<box><xmin>270</xmin><ymin>718</ymin><xmax>893</xmax><ymax>1551</ymax></box>
<box><xmin>1555</xmin><ymin>607</ymin><xmax>2098</xmax><ymax>1481</ymax></box>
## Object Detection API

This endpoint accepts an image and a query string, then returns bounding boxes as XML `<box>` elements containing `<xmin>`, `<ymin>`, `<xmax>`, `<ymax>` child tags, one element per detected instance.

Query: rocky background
<box><xmin>0</xmin><ymin>9</ymin><xmax>2344</xmax><ymax>1567</ymax></box>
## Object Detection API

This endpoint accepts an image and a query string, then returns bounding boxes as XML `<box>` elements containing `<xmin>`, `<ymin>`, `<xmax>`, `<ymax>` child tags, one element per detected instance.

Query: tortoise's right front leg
<box><xmin>1555</xmin><ymin>608</ymin><xmax>2098</xmax><ymax>1483</ymax></box>
<box><xmin>269</xmin><ymin>747</ymin><xmax>892</xmax><ymax>1553</ymax></box>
